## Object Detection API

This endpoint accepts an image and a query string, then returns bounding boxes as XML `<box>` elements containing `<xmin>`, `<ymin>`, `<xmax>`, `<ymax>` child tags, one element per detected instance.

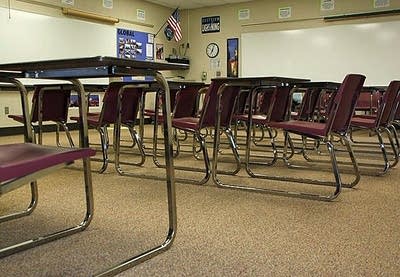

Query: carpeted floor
<box><xmin>0</xmin><ymin>128</ymin><xmax>399</xmax><ymax>276</ymax></box>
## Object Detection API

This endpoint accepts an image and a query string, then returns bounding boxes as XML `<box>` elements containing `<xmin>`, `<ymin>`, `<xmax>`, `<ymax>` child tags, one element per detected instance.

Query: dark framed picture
<box><xmin>227</xmin><ymin>38</ymin><xmax>238</xmax><ymax>77</ymax></box>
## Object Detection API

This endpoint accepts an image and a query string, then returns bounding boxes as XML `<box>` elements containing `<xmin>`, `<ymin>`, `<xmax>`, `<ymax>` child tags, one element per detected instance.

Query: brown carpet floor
<box><xmin>0</xmin><ymin>128</ymin><xmax>399</xmax><ymax>276</ymax></box>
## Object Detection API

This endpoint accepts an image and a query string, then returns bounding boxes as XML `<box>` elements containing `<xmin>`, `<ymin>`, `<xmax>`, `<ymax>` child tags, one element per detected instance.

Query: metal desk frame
<box><xmin>0</xmin><ymin>56</ymin><xmax>189</xmax><ymax>276</ymax></box>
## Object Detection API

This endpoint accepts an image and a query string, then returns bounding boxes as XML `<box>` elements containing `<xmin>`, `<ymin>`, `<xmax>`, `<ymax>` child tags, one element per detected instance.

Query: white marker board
<box><xmin>0</xmin><ymin>7</ymin><xmax>116</xmax><ymax>63</ymax></box>
<box><xmin>241</xmin><ymin>20</ymin><xmax>400</xmax><ymax>85</ymax></box>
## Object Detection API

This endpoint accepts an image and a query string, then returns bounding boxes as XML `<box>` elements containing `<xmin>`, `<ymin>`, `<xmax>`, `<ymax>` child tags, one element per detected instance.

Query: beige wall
<box><xmin>0</xmin><ymin>0</ymin><xmax>178</xmax><ymax>57</ymax></box>
<box><xmin>1</xmin><ymin>0</ymin><xmax>399</xmax><ymax>82</ymax></box>
<box><xmin>0</xmin><ymin>0</ymin><xmax>178</xmax><ymax>127</ymax></box>
<box><xmin>182</xmin><ymin>0</ymin><xmax>400</xmax><ymax>82</ymax></box>
<box><xmin>0</xmin><ymin>0</ymin><xmax>399</xmax><ymax>127</ymax></box>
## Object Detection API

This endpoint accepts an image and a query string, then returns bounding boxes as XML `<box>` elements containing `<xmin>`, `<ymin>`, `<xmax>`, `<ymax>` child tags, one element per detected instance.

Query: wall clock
<box><xmin>206</xmin><ymin>42</ymin><xmax>219</xmax><ymax>58</ymax></box>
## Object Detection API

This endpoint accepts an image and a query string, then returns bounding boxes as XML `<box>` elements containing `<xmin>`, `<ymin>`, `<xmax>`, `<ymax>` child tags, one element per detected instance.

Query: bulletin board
<box><xmin>117</xmin><ymin>28</ymin><xmax>154</xmax><ymax>61</ymax></box>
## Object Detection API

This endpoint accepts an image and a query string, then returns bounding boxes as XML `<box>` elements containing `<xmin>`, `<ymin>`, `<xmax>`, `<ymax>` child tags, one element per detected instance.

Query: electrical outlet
<box><xmin>4</xmin><ymin>106</ymin><xmax>9</xmax><ymax>115</ymax></box>
<box><xmin>201</xmin><ymin>71</ymin><xmax>207</xmax><ymax>81</ymax></box>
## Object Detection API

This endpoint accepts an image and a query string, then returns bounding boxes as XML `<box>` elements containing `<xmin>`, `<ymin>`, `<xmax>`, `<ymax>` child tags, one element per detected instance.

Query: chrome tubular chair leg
<box><xmin>0</xmin><ymin>78</ymin><xmax>94</xmax><ymax>259</ymax></box>
<box><xmin>129</xmin><ymin>127</ymin><xmax>146</xmax><ymax>165</ymax></box>
<box><xmin>153</xmin><ymin>131</ymin><xmax>211</xmax><ymax>185</ymax></box>
<box><xmin>0</xmin><ymin>159</ymin><xmax>93</xmax><ymax>259</ymax></box>
<box><xmin>301</xmin><ymin>136</ymin><xmax>313</xmax><ymax>162</ymax></box>
<box><xmin>213</xmin><ymin>128</ymin><xmax>241</xmax><ymax>177</ymax></box>
<box><xmin>0</xmin><ymin>181</ymin><xmax>38</xmax><ymax>223</ymax></box>
<box><xmin>223</xmin><ymin>128</ymin><xmax>241</xmax><ymax>175</ymax></box>
<box><xmin>325</xmin><ymin>140</ymin><xmax>342</xmax><ymax>200</ymax></box>
<box><xmin>0</xmin><ymin>78</ymin><xmax>39</xmax><ymax>223</ymax></box>
<box><xmin>96</xmin><ymin>126</ymin><xmax>109</xmax><ymax>173</ymax></box>
<box><xmin>61</xmin><ymin>122</ymin><xmax>75</xmax><ymax>147</ymax></box>
<box><xmin>245</xmin><ymin>117</ymin><xmax>278</xmax><ymax>168</ymax></box>
<box><xmin>389</xmin><ymin>124</ymin><xmax>400</xmax><ymax>156</ymax></box>
<box><xmin>376</xmin><ymin>130</ymin><xmax>390</xmax><ymax>175</ymax></box>
<box><xmin>114</xmin><ymin>127</ymin><xmax>146</xmax><ymax>175</ymax></box>
<box><xmin>284</xmin><ymin>133</ymin><xmax>360</xmax><ymax>189</ymax></box>
<box><xmin>56</xmin><ymin>122</ymin><xmax>61</xmax><ymax>147</ymax></box>
<box><xmin>95</xmin><ymin>71</ymin><xmax>177</xmax><ymax>277</ymax></box>
<box><xmin>383</xmin><ymin>127</ymin><xmax>399</xmax><ymax>168</ymax></box>
<box><xmin>340</xmin><ymin>134</ymin><xmax>361</xmax><ymax>188</ymax></box>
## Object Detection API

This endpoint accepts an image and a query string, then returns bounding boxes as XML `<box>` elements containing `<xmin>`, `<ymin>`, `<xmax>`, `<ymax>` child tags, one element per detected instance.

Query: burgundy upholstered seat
<box><xmin>170</xmin><ymin>79</ymin><xmax>243</xmax><ymax>185</ymax></box>
<box><xmin>0</xmin><ymin>143</ymin><xmax>95</xmax><ymax>183</ymax></box>
<box><xmin>243</xmin><ymin>74</ymin><xmax>366</xmax><ymax>201</ymax></box>
<box><xmin>349</xmin><ymin>80</ymin><xmax>400</xmax><ymax>174</ymax></box>
<box><xmin>351</xmin><ymin>81</ymin><xmax>400</xmax><ymax>129</ymax></box>
<box><xmin>8</xmin><ymin>86</ymin><xmax>73</xmax><ymax>146</ymax></box>
<box><xmin>271</xmin><ymin>74</ymin><xmax>366</xmax><ymax>138</ymax></box>
<box><xmin>70</xmin><ymin>82</ymin><xmax>144</xmax><ymax>173</ymax></box>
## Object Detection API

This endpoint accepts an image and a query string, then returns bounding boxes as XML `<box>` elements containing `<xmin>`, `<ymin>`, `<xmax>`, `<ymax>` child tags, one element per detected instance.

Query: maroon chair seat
<box><xmin>170</xmin><ymin>80</ymin><xmax>243</xmax><ymax>185</ymax></box>
<box><xmin>71</xmin><ymin>82</ymin><xmax>145</xmax><ymax>174</ymax></box>
<box><xmin>350</xmin><ymin>80</ymin><xmax>400</xmax><ymax>174</ymax></box>
<box><xmin>355</xmin><ymin>90</ymin><xmax>380</xmax><ymax>114</ymax></box>
<box><xmin>240</xmin><ymin>74</ymin><xmax>366</xmax><ymax>201</ymax></box>
<box><xmin>350</xmin><ymin>117</ymin><xmax>377</xmax><ymax>129</ymax></box>
<box><xmin>71</xmin><ymin>114</ymin><xmax>102</xmax><ymax>126</ymax></box>
<box><xmin>0</xmin><ymin>142</ymin><xmax>95</xmax><ymax>258</ymax></box>
<box><xmin>294</xmin><ymin>88</ymin><xmax>323</xmax><ymax>121</ymax></box>
<box><xmin>234</xmin><ymin>86</ymin><xmax>294</xmax><ymax>165</ymax></box>
<box><xmin>151</xmin><ymin>84</ymin><xmax>206</xmax><ymax>164</ymax></box>
<box><xmin>269</xmin><ymin>120</ymin><xmax>327</xmax><ymax>139</ymax></box>
<box><xmin>0</xmin><ymin>143</ymin><xmax>95</xmax><ymax>184</ymax></box>
<box><xmin>8</xmin><ymin>86</ymin><xmax>74</xmax><ymax>147</ymax></box>
<box><xmin>170</xmin><ymin>117</ymin><xmax>199</xmax><ymax>131</ymax></box>
<box><xmin>143</xmin><ymin>88</ymin><xmax>179</xmax><ymax>119</ymax></box>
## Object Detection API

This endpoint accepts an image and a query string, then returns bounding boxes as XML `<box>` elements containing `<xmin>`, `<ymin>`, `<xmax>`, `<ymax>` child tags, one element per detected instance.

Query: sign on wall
<box><xmin>320</xmin><ymin>0</ymin><xmax>334</xmax><ymax>11</ymax></box>
<box><xmin>116</xmin><ymin>28</ymin><xmax>153</xmax><ymax>61</ymax></box>
<box><xmin>117</xmin><ymin>28</ymin><xmax>154</xmax><ymax>81</ymax></box>
<box><xmin>201</xmin><ymin>16</ymin><xmax>220</xmax><ymax>34</ymax></box>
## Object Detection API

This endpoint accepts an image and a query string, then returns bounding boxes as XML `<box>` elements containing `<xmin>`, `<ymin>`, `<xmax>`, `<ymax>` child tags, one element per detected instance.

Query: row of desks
<box><xmin>0</xmin><ymin>56</ymin><xmax>385</xmax><ymax>275</ymax></box>
<box><xmin>0</xmin><ymin>56</ymin><xmax>190</xmax><ymax>276</ymax></box>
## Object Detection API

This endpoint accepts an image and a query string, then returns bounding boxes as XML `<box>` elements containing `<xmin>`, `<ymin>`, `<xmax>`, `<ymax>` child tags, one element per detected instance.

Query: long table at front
<box><xmin>0</xmin><ymin>56</ymin><xmax>189</xmax><ymax>276</ymax></box>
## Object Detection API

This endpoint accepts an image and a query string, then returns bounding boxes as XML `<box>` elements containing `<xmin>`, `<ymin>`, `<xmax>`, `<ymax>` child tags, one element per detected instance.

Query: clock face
<box><xmin>206</xmin><ymin>42</ymin><xmax>219</xmax><ymax>58</ymax></box>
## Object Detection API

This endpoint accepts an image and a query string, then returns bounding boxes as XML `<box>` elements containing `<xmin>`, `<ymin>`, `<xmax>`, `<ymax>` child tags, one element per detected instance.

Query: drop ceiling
<box><xmin>143</xmin><ymin>0</ymin><xmax>252</xmax><ymax>10</ymax></box>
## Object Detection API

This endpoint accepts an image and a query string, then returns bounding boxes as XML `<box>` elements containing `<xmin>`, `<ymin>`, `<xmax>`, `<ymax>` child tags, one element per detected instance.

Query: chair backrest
<box><xmin>325</xmin><ymin>74</ymin><xmax>366</xmax><ymax>134</ymax></box>
<box><xmin>375</xmin><ymin>81</ymin><xmax>400</xmax><ymax>127</ymax></box>
<box><xmin>173</xmin><ymin>85</ymin><xmax>204</xmax><ymax>118</ymax></box>
<box><xmin>256</xmin><ymin>87</ymin><xmax>274</xmax><ymax>115</ymax></box>
<box><xmin>394</xmin><ymin>87</ymin><xmax>400</xmax><ymax>121</ymax></box>
<box><xmin>355</xmin><ymin>90</ymin><xmax>380</xmax><ymax>114</ymax></box>
<box><xmin>267</xmin><ymin>86</ymin><xmax>292</xmax><ymax>122</ymax></box>
<box><xmin>297</xmin><ymin>88</ymin><xmax>322</xmax><ymax>121</ymax></box>
<box><xmin>31</xmin><ymin>86</ymin><xmax>71</xmax><ymax>123</ymax></box>
<box><xmin>234</xmin><ymin>89</ymin><xmax>250</xmax><ymax>115</ymax></box>
<box><xmin>251</xmin><ymin>86</ymin><xmax>291</xmax><ymax>122</ymax></box>
<box><xmin>101</xmin><ymin>82</ymin><xmax>143</xmax><ymax>125</ymax></box>
<box><xmin>199</xmin><ymin>79</ymin><xmax>242</xmax><ymax>128</ymax></box>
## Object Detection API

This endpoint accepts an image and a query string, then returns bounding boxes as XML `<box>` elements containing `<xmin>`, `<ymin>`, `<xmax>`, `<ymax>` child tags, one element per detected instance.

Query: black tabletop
<box><xmin>211</xmin><ymin>76</ymin><xmax>310</xmax><ymax>86</ymax></box>
<box><xmin>0</xmin><ymin>56</ymin><xmax>189</xmax><ymax>79</ymax></box>
<box><xmin>294</xmin><ymin>81</ymin><xmax>342</xmax><ymax>90</ymax></box>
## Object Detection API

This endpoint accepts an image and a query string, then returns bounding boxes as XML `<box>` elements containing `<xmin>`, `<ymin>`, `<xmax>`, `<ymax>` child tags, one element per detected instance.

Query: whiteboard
<box><xmin>0</xmin><ymin>7</ymin><xmax>119</xmax><ymax>84</ymax></box>
<box><xmin>241</xmin><ymin>20</ymin><xmax>400</xmax><ymax>86</ymax></box>
<box><xmin>0</xmin><ymin>7</ymin><xmax>116</xmax><ymax>63</ymax></box>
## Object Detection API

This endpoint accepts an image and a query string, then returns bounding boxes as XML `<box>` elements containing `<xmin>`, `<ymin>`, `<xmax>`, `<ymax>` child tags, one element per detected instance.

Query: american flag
<box><xmin>167</xmin><ymin>8</ymin><xmax>182</xmax><ymax>42</ymax></box>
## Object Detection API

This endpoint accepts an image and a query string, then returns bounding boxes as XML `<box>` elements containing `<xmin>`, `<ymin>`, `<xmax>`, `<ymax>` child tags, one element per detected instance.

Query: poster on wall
<box><xmin>201</xmin><ymin>16</ymin><xmax>220</xmax><ymax>33</ymax></box>
<box><xmin>156</xmin><ymin>43</ymin><xmax>164</xmax><ymax>60</ymax></box>
<box><xmin>117</xmin><ymin>28</ymin><xmax>153</xmax><ymax>61</ymax></box>
<box><xmin>117</xmin><ymin>28</ymin><xmax>154</xmax><ymax>81</ymax></box>
<box><xmin>70</xmin><ymin>94</ymin><xmax>99</xmax><ymax>107</ymax></box>
<box><xmin>227</xmin><ymin>38</ymin><xmax>238</xmax><ymax>77</ymax></box>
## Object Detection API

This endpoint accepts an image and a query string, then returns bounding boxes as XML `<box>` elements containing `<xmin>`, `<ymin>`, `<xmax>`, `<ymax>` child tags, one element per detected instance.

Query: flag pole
<box><xmin>154</xmin><ymin>7</ymin><xmax>179</xmax><ymax>38</ymax></box>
